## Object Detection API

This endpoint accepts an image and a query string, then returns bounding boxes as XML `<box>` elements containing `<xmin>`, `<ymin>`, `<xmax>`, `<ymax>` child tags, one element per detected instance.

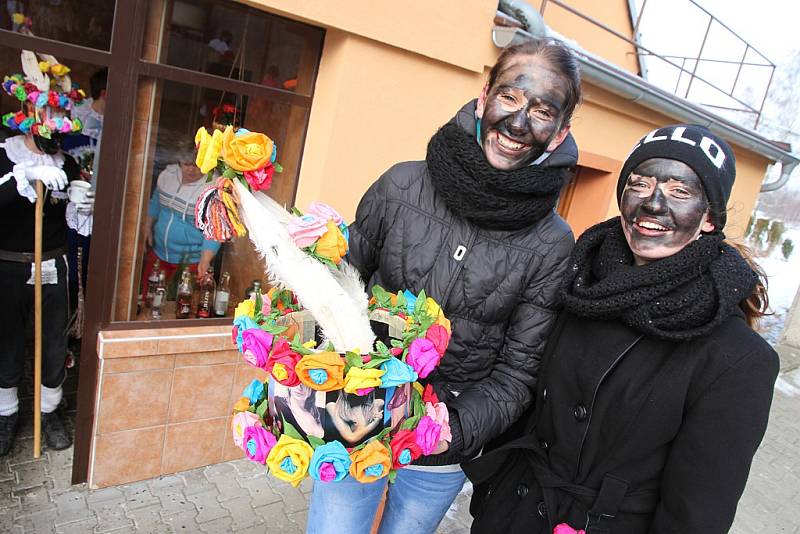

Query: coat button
<box><xmin>516</xmin><ymin>484</ymin><xmax>529</xmax><ymax>497</ymax></box>
<box><xmin>542</xmin><ymin>388</ymin><xmax>548</xmax><ymax>401</ymax></box>
<box><xmin>537</xmin><ymin>501</ymin><xmax>547</xmax><ymax>518</ymax></box>
<box><xmin>540</xmin><ymin>440</ymin><xmax>549</xmax><ymax>451</ymax></box>
<box><xmin>573</xmin><ymin>403</ymin><xmax>588</xmax><ymax>421</ymax></box>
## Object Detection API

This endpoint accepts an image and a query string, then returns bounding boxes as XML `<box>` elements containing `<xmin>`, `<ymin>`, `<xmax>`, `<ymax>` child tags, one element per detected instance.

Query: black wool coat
<box><xmin>466</xmin><ymin>310</ymin><xmax>779</xmax><ymax>533</ymax></box>
<box><xmin>348</xmin><ymin>101</ymin><xmax>577</xmax><ymax>464</ymax></box>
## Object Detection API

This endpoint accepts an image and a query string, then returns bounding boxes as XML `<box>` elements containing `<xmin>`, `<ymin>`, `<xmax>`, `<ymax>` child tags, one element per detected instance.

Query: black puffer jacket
<box><xmin>348</xmin><ymin>101</ymin><xmax>577</xmax><ymax>463</ymax></box>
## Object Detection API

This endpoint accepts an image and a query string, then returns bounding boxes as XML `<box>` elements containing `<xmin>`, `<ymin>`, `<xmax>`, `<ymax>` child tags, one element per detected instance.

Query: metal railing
<box><xmin>538</xmin><ymin>0</ymin><xmax>776</xmax><ymax>128</ymax></box>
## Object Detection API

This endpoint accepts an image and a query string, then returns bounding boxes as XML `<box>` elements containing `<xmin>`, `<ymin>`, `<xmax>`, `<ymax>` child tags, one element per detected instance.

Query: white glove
<box><xmin>13</xmin><ymin>163</ymin><xmax>68</xmax><ymax>191</ymax></box>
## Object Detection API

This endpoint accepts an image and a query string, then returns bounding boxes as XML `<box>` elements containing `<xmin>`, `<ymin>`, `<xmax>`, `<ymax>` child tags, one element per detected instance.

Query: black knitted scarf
<box><xmin>426</xmin><ymin>122</ymin><xmax>570</xmax><ymax>231</ymax></box>
<box><xmin>561</xmin><ymin>217</ymin><xmax>757</xmax><ymax>341</ymax></box>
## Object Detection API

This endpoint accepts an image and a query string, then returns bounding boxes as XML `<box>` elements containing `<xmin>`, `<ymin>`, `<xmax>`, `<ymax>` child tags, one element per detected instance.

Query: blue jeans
<box><xmin>307</xmin><ymin>468</ymin><xmax>467</xmax><ymax>534</ymax></box>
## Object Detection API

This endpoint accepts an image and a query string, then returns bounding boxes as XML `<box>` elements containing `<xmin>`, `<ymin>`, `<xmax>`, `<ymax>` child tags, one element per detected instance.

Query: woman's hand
<box><xmin>431</xmin><ymin>439</ymin><xmax>449</xmax><ymax>455</ymax></box>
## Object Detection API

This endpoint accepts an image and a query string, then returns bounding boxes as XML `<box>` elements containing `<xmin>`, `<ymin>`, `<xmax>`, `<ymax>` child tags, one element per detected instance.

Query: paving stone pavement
<box><xmin>1</xmin><ymin>362</ymin><xmax>797</xmax><ymax>533</ymax></box>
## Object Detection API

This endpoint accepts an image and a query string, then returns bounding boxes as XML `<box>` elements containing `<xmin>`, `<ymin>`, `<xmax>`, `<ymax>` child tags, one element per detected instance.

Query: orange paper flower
<box><xmin>232</xmin><ymin>396</ymin><xmax>250</xmax><ymax>413</ymax></box>
<box><xmin>222</xmin><ymin>126</ymin><xmax>274</xmax><ymax>172</ymax></box>
<box><xmin>349</xmin><ymin>440</ymin><xmax>392</xmax><ymax>483</ymax></box>
<box><xmin>295</xmin><ymin>352</ymin><xmax>345</xmax><ymax>391</ymax></box>
<box><xmin>315</xmin><ymin>222</ymin><xmax>348</xmax><ymax>265</ymax></box>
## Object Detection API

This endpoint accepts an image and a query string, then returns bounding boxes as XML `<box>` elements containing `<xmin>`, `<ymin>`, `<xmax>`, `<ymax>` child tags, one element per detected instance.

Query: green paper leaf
<box><xmin>307</xmin><ymin>435</ymin><xmax>326</xmax><ymax>450</ymax></box>
<box><xmin>390</xmin><ymin>339</ymin><xmax>404</xmax><ymax>349</ymax></box>
<box><xmin>375</xmin><ymin>427</ymin><xmax>392</xmax><ymax>443</ymax></box>
<box><xmin>411</xmin><ymin>387</ymin><xmax>425</xmax><ymax>418</ymax></box>
<box><xmin>345</xmin><ymin>351</ymin><xmax>363</xmax><ymax>370</ymax></box>
<box><xmin>260</xmin><ymin>322</ymin><xmax>288</xmax><ymax>335</ymax></box>
<box><xmin>290</xmin><ymin>206</ymin><xmax>303</xmax><ymax>217</ymax></box>
<box><xmin>274</xmin><ymin>162</ymin><xmax>283</xmax><ymax>173</ymax></box>
<box><xmin>282</xmin><ymin>417</ymin><xmax>304</xmax><ymax>441</ymax></box>
<box><xmin>388</xmin><ymin>469</ymin><xmax>398</xmax><ymax>484</ymax></box>
<box><xmin>362</xmin><ymin>355</ymin><xmax>390</xmax><ymax>369</ymax></box>
<box><xmin>255</xmin><ymin>399</ymin><xmax>270</xmax><ymax>420</ymax></box>
<box><xmin>222</xmin><ymin>167</ymin><xmax>237</xmax><ymax>179</ymax></box>
<box><xmin>375</xmin><ymin>341</ymin><xmax>391</xmax><ymax>357</ymax></box>
<box><xmin>399</xmin><ymin>414</ymin><xmax>421</xmax><ymax>431</ymax></box>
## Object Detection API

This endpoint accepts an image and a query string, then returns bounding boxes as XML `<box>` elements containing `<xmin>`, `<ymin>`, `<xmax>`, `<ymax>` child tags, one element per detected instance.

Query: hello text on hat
<box><xmin>616</xmin><ymin>124</ymin><xmax>736</xmax><ymax>231</ymax></box>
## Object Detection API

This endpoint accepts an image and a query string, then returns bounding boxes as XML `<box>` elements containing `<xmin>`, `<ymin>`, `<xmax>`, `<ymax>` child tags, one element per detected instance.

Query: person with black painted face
<box><xmin>306</xmin><ymin>38</ymin><xmax>582</xmax><ymax>534</ymax></box>
<box><xmin>0</xmin><ymin>101</ymin><xmax>81</xmax><ymax>455</ymax></box>
<box><xmin>465</xmin><ymin>125</ymin><xmax>778</xmax><ymax>534</ymax></box>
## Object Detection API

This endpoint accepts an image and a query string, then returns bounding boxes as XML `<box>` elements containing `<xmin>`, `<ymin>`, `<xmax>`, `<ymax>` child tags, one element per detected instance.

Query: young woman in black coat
<box><xmin>307</xmin><ymin>38</ymin><xmax>584</xmax><ymax>534</ymax></box>
<box><xmin>466</xmin><ymin>124</ymin><xmax>779</xmax><ymax>534</ymax></box>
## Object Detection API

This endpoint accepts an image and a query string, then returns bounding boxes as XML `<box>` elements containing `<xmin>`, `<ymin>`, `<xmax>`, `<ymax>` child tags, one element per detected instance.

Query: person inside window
<box><xmin>141</xmin><ymin>138</ymin><xmax>220</xmax><ymax>299</ymax></box>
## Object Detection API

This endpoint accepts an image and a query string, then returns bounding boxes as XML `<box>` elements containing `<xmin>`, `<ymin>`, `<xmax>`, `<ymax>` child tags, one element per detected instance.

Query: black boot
<box><xmin>42</xmin><ymin>411</ymin><xmax>72</xmax><ymax>450</ymax></box>
<box><xmin>0</xmin><ymin>412</ymin><xmax>19</xmax><ymax>457</ymax></box>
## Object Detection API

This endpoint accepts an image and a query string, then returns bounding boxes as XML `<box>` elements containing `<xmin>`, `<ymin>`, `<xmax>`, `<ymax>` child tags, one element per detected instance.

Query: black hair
<box><xmin>89</xmin><ymin>68</ymin><xmax>108</xmax><ymax>100</ymax></box>
<box><xmin>488</xmin><ymin>37</ymin><xmax>582</xmax><ymax>126</ymax></box>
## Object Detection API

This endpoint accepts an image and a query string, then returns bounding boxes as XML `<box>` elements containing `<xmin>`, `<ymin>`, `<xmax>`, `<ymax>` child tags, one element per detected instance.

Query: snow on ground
<box><xmin>756</xmin><ymin>226</ymin><xmax>800</xmax><ymax>345</ymax></box>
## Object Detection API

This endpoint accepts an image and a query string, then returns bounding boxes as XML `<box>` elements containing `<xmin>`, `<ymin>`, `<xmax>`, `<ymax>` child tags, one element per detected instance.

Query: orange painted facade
<box><xmin>244</xmin><ymin>0</ymin><xmax>769</xmax><ymax>240</ymax></box>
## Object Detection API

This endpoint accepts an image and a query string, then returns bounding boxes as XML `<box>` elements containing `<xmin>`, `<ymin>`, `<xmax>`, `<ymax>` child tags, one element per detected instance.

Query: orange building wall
<box><xmin>536</xmin><ymin>0</ymin><xmax>641</xmax><ymax>74</ymax></box>
<box><xmin>240</xmin><ymin>0</ymin><xmax>769</xmax><ymax>239</ymax></box>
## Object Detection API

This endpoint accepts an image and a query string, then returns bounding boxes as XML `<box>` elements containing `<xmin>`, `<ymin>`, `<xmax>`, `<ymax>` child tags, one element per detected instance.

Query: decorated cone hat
<box><xmin>2</xmin><ymin>50</ymin><xmax>85</xmax><ymax>139</ymax></box>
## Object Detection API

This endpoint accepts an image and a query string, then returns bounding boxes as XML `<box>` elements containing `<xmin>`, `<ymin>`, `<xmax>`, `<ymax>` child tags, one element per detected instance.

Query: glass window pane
<box><xmin>116</xmin><ymin>77</ymin><xmax>313</xmax><ymax>322</ymax></box>
<box><xmin>154</xmin><ymin>0</ymin><xmax>323</xmax><ymax>97</ymax></box>
<box><xmin>3</xmin><ymin>0</ymin><xmax>115</xmax><ymax>51</ymax></box>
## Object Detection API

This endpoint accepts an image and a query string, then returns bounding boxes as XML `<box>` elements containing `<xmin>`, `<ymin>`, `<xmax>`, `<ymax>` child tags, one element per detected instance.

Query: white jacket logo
<box><xmin>629</xmin><ymin>126</ymin><xmax>726</xmax><ymax>169</ymax></box>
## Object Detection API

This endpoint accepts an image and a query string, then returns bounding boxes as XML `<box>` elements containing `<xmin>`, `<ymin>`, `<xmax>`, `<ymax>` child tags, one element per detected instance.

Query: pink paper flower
<box><xmin>425</xmin><ymin>324</ymin><xmax>450</xmax><ymax>356</ymax></box>
<box><xmin>231</xmin><ymin>411</ymin><xmax>261</xmax><ymax>448</ymax></box>
<box><xmin>287</xmin><ymin>214</ymin><xmax>328</xmax><ymax>248</ymax></box>
<box><xmin>242</xmin><ymin>425</ymin><xmax>277</xmax><ymax>464</ymax></box>
<box><xmin>261</xmin><ymin>299</ymin><xmax>271</xmax><ymax>316</ymax></box>
<box><xmin>240</xmin><ymin>328</ymin><xmax>274</xmax><ymax>370</ymax></box>
<box><xmin>426</xmin><ymin>402</ymin><xmax>451</xmax><ymax>442</ymax></box>
<box><xmin>414</xmin><ymin>415</ymin><xmax>442</xmax><ymax>455</ymax></box>
<box><xmin>306</xmin><ymin>201</ymin><xmax>344</xmax><ymax>226</ymax></box>
<box><xmin>553</xmin><ymin>524</ymin><xmax>585</xmax><ymax>534</ymax></box>
<box><xmin>406</xmin><ymin>338</ymin><xmax>442</xmax><ymax>379</ymax></box>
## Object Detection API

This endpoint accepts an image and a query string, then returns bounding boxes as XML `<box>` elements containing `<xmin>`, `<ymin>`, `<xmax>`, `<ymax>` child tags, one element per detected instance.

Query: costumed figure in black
<box><xmin>0</xmin><ymin>50</ymin><xmax>86</xmax><ymax>455</ymax></box>
<box><xmin>466</xmin><ymin>125</ymin><xmax>779</xmax><ymax>534</ymax></box>
<box><xmin>306</xmin><ymin>38</ymin><xmax>583</xmax><ymax>534</ymax></box>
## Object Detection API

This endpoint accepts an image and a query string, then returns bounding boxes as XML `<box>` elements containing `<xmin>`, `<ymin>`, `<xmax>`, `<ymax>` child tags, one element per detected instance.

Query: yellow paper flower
<box><xmin>423</xmin><ymin>297</ymin><xmax>451</xmax><ymax>333</ymax></box>
<box><xmin>232</xmin><ymin>396</ymin><xmax>250</xmax><ymax>413</ymax></box>
<box><xmin>349</xmin><ymin>440</ymin><xmax>392</xmax><ymax>483</ymax></box>
<box><xmin>195</xmin><ymin>126</ymin><xmax>224</xmax><ymax>174</ymax></box>
<box><xmin>234</xmin><ymin>299</ymin><xmax>255</xmax><ymax>319</ymax></box>
<box><xmin>222</xmin><ymin>126</ymin><xmax>274</xmax><ymax>172</ymax></box>
<box><xmin>266</xmin><ymin>435</ymin><xmax>313</xmax><ymax>487</ymax></box>
<box><xmin>38</xmin><ymin>60</ymin><xmax>51</xmax><ymax>72</ymax></box>
<box><xmin>295</xmin><ymin>352</ymin><xmax>345</xmax><ymax>391</ymax></box>
<box><xmin>315</xmin><ymin>222</ymin><xmax>348</xmax><ymax>265</ymax></box>
<box><xmin>425</xmin><ymin>297</ymin><xmax>442</xmax><ymax>321</ymax></box>
<box><xmin>272</xmin><ymin>363</ymin><xmax>288</xmax><ymax>382</ymax></box>
<box><xmin>343</xmin><ymin>367</ymin><xmax>384</xmax><ymax>394</ymax></box>
<box><xmin>302</xmin><ymin>340</ymin><xmax>317</xmax><ymax>349</ymax></box>
<box><xmin>50</xmin><ymin>64</ymin><xmax>71</xmax><ymax>77</ymax></box>
<box><xmin>12</xmin><ymin>13</ymin><xmax>25</xmax><ymax>24</ymax></box>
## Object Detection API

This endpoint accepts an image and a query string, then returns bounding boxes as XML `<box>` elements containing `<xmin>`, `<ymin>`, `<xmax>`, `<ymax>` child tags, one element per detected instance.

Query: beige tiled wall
<box><xmin>89</xmin><ymin>325</ymin><xmax>263</xmax><ymax>488</ymax></box>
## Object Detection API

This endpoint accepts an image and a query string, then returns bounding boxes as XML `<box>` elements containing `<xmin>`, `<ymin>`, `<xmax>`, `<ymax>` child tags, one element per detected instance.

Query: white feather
<box><xmin>235</xmin><ymin>181</ymin><xmax>375</xmax><ymax>353</ymax></box>
<box><xmin>21</xmin><ymin>50</ymin><xmax>49</xmax><ymax>92</ymax></box>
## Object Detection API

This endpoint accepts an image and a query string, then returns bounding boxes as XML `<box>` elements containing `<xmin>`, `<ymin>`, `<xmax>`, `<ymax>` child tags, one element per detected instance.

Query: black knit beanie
<box><xmin>616</xmin><ymin>124</ymin><xmax>736</xmax><ymax>230</ymax></box>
